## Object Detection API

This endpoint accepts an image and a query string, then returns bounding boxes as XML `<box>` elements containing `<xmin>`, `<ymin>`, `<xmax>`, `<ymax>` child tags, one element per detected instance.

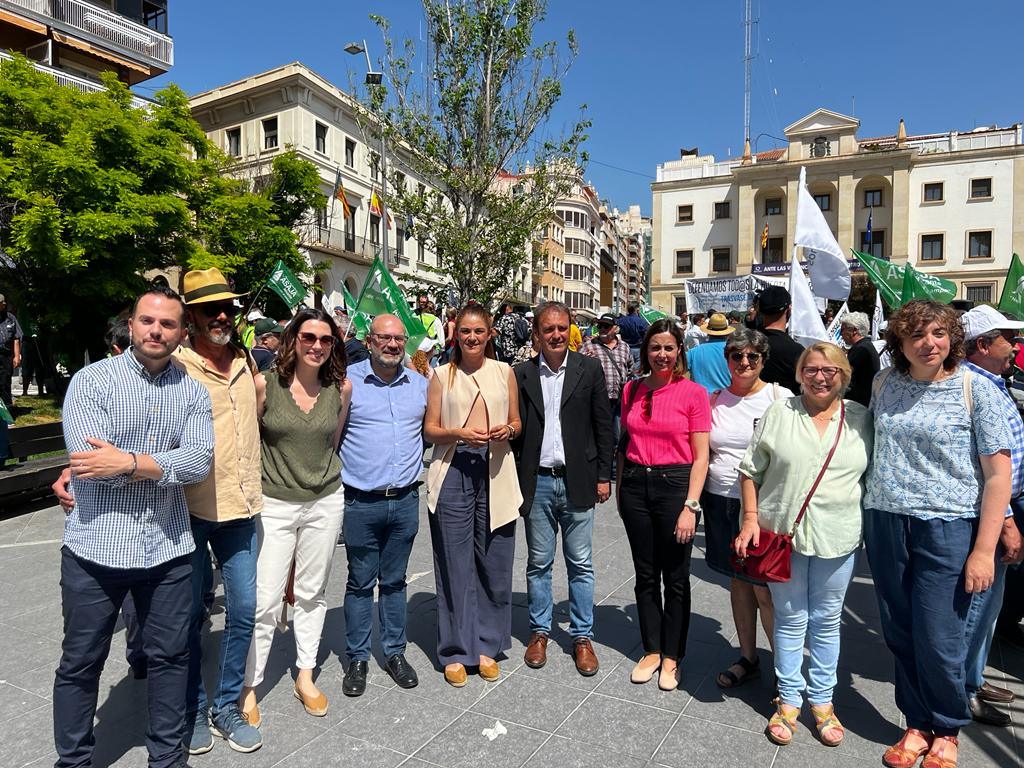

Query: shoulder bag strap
<box><xmin>789</xmin><ymin>400</ymin><xmax>845</xmax><ymax>535</ymax></box>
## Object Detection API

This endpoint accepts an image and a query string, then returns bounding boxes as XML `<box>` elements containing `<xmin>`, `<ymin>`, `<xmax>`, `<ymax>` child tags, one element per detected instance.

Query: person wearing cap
<box><xmin>0</xmin><ymin>293</ymin><xmax>23</xmax><ymax>409</ymax></box>
<box><xmin>617</xmin><ymin>303</ymin><xmax>650</xmax><ymax>369</ymax></box>
<box><xmin>840</xmin><ymin>312</ymin><xmax>880</xmax><ymax>407</ymax></box>
<box><xmin>686</xmin><ymin>313</ymin><xmax>734</xmax><ymax>394</ymax></box>
<box><xmin>581</xmin><ymin>313</ymin><xmax>632</xmax><ymax>474</ymax></box>
<box><xmin>175</xmin><ymin>267</ymin><xmax>264</xmax><ymax>755</ymax></box>
<box><xmin>958</xmin><ymin>305</ymin><xmax>1024</xmax><ymax>727</ymax></box>
<box><xmin>251</xmin><ymin>317</ymin><xmax>285</xmax><ymax>372</ymax></box>
<box><xmin>755</xmin><ymin>286</ymin><xmax>803</xmax><ymax>393</ymax></box>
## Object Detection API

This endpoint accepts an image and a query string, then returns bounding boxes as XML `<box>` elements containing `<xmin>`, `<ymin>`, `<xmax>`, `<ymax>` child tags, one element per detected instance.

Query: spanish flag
<box><xmin>369</xmin><ymin>190</ymin><xmax>383</xmax><ymax>217</ymax></box>
<box><xmin>333</xmin><ymin>169</ymin><xmax>353</xmax><ymax>219</ymax></box>
<box><xmin>760</xmin><ymin>220</ymin><xmax>769</xmax><ymax>250</ymax></box>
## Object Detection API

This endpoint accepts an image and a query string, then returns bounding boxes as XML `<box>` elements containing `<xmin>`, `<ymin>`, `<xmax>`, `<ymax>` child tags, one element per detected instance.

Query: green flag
<box><xmin>354</xmin><ymin>256</ymin><xmax>427</xmax><ymax>355</ymax></box>
<box><xmin>852</xmin><ymin>250</ymin><xmax>904</xmax><ymax>309</ymax></box>
<box><xmin>267</xmin><ymin>259</ymin><xmax>305</xmax><ymax>308</ymax></box>
<box><xmin>340</xmin><ymin>284</ymin><xmax>371</xmax><ymax>339</ymax></box>
<box><xmin>998</xmin><ymin>253</ymin><xmax>1024</xmax><ymax>319</ymax></box>
<box><xmin>0</xmin><ymin>399</ymin><xmax>13</xmax><ymax>425</ymax></box>
<box><xmin>900</xmin><ymin>262</ymin><xmax>956</xmax><ymax>305</ymax></box>
<box><xmin>638</xmin><ymin>304</ymin><xmax>668</xmax><ymax>323</ymax></box>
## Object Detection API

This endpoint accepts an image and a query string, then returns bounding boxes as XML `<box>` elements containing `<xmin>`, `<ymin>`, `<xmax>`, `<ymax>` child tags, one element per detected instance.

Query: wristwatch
<box><xmin>684</xmin><ymin>499</ymin><xmax>702</xmax><ymax>513</ymax></box>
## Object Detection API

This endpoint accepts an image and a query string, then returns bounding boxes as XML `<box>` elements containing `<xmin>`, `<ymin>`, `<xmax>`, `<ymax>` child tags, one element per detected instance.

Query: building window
<box><xmin>714</xmin><ymin>202</ymin><xmax>731</xmax><ymax>220</ymax></box>
<box><xmin>226</xmin><ymin>127</ymin><xmax>241</xmax><ymax>157</ymax></box>
<box><xmin>343</xmin><ymin>210</ymin><xmax>355</xmax><ymax>252</ymax></box>
<box><xmin>314</xmin><ymin>206</ymin><xmax>327</xmax><ymax>229</ymax></box>
<box><xmin>314</xmin><ymin>122</ymin><xmax>328</xmax><ymax>154</ymax></box>
<box><xmin>369</xmin><ymin>153</ymin><xmax>379</xmax><ymax>182</ymax></box>
<box><xmin>965</xmin><ymin>284</ymin><xmax>994</xmax><ymax>304</ymax></box>
<box><xmin>712</xmin><ymin>247</ymin><xmax>731</xmax><ymax>272</ymax></box>
<box><xmin>674</xmin><ymin>295</ymin><xmax>686</xmax><ymax>318</ymax></box>
<box><xmin>396</xmin><ymin>172</ymin><xmax>406</xmax><ymax>192</ymax></box>
<box><xmin>765</xmin><ymin>198</ymin><xmax>782</xmax><ymax>216</ymax></box>
<box><xmin>676</xmin><ymin>204</ymin><xmax>693</xmax><ymax>224</ymax></box>
<box><xmin>674</xmin><ymin>250</ymin><xmax>693</xmax><ymax>274</ymax></box>
<box><xmin>345</xmin><ymin>138</ymin><xmax>356</xmax><ymax>168</ymax></box>
<box><xmin>762</xmin><ymin>237</ymin><xmax>784</xmax><ymax>264</ymax></box>
<box><xmin>859</xmin><ymin>229</ymin><xmax>885</xmax><ymax>259</ymax></box>
<box><xmin>923</xmin><ymin>182</ymin><xmax>943</xmax><ymax>202</ymax></box>
<box><xmin>970</xmin><ymin>178</ymin><xmax>992</xmax><ymax>199</ymax></box>
<box><xmin>417</xmin><ymin>239</ymin><xmax>426</xmax><ymax>264</ymax></box>
<box><xmin>370</xmin><ymin>213</ymin><xmax>380</xmax><ymax>246</ymax></box>
<box><xmin>863</xmin><ymin>189</ymin><xmax>882</xmax><ymax>208</ymax></box>
<box><xmin>921</xmin><ymin>234</ymin><xmax>944</xmax><ymax>262</ymax></box>
<box><xmin>968</xmin><ymin>231</ymin><xmax>992</xmax><ymax>259</ymax></box>
<box><xmin>395</xmin><ymin>228</ymin><xmax>405</xmax><ymax>258</ymax></box>
<box><xmin>813</xmin><ymin>193</ymin><xmax>831</xmax><ymax>211</ymax></box>
<box><xmin>262</xmin><ymin>117</ymin><xmax>278</xmax><ymax>150</ymax></box>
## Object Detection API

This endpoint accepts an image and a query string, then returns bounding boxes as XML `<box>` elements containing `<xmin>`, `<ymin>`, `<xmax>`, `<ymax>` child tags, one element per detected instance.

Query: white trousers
<box><xmin>244</xmin><ymin>487</ymin><xmax>345</xmax><ymax>687</ymax></box>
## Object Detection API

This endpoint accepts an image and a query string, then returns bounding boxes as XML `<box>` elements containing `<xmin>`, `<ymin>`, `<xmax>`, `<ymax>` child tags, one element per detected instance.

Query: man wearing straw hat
<box><xmin>176</xmin><ymin>268</ymin><xmax>264</xmax><ymax>755</ymax></box>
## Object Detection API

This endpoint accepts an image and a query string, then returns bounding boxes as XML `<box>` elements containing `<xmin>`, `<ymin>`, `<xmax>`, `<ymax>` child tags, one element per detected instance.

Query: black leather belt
<box><xmin>537</xmin><ymin>465</ymin><xmax>566</xmax><ymax>478</ymax></box>
<box><xmin>344</xmin><ymin>482</ymin><xmax>419</xmax><ymax>499</ymax></box>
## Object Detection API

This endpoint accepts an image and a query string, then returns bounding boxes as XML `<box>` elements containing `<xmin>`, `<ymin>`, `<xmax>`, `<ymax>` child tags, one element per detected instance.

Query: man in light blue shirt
<box><xmin>340</xmin><ymin>314</ymin><xmax>428</xmax><ymax>697</ymax></box>
<box><xmin>686</xmin><ymin>312</ymin><xmax>734</xmax><ymax>393</ymax></box>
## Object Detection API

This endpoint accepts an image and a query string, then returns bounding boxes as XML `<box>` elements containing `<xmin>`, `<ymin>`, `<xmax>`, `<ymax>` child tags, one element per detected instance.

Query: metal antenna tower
<box><xmin>743</xmin><ymin>0</ymin><xmax>753</xmax><ymax>144</ymax></box>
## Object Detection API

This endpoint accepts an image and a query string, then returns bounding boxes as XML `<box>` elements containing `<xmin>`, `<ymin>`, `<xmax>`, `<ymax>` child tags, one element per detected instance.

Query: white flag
<box><xmin>795</xmin><ymin>166</ymin><xmax>850</xmax><ymax>300</ymax></box>
<box><xmin>788</xmin><ymin>252</ymin><xmax>829</xmax><ymax>347</ymax></box>
<box><xmin>826</xmin><ymin>302</ymin><xmax>850</xmax><ymax>348</ymax></box>
<box><xmin>871</xmin><ymin>290</ymin><xmax>884</xmax><ymax>340</ymax></box>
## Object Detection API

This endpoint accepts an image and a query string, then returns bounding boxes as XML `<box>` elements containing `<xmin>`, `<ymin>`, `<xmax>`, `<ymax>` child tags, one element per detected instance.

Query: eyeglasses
<box><xmin>371</xmin><ymin>333</ymin><xmax>408</xmax><ymax>345</ymax></box>
<box><xmin>197</xmin><ymin>302</ymin><xmax>240</xmax><ymax>318</ymax></box>
<box><xmin>729</xmin><ymin>352</ymin><xmax>762</xmax><ymax>364</ymax></box>
<box><xmin>801</xmin><ymin>366</ymin><xmax>840</xmax><ymax>380</ymax></box>
<box><xmin>297</xmin><ymin>332</ymin><xmax>336</xmax><ymax>347</ymax></box>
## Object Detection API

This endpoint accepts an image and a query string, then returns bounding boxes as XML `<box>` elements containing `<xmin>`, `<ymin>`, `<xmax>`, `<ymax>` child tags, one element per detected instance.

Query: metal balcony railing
<box><xmin>308</xmin><ymin>226</ymin><xmax>378</xmax><ymax>260</ymax></box>
<box><xmin>0</xmin><ymin>50</ymin><xmax>152</xmax><ymax>108</ymax></box>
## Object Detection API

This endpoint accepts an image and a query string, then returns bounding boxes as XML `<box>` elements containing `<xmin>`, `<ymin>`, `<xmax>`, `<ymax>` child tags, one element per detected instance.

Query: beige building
<box><xmin>531</xmin><ymin>212</ymin><xmax>566</xmax><ymax>305</ymax></box>
<box><xmin>651</xmin><ymin>108</ymin><xmax>1024</xmax><ymax>317</ymax></box>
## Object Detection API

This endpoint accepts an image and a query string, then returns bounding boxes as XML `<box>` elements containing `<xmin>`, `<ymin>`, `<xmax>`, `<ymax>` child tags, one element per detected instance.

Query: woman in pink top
<box><xmin>617</xmin><ymin>319</ymin><xmax>711</xmax><ymax>691</ymax></box>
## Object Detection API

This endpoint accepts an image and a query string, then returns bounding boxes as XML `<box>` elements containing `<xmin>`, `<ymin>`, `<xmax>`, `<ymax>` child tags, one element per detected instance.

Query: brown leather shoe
<box><xmin>478</xmin><ymin>657</ymin><xmax>500</xmax><ymax>682</ymax></box>
<box><xmin>444</xmin><ymin>663</ymin><xmax>468</xmax><ymax>687</ymax></box>
<box><xmin>524</xmin><ymin>633</ymin><xmax>548</xmax><ymax>669</ymax></box>
<box><xmin>572</xmin><ymin>638</ymin><xmax>599</xmax><ymax>677</ymax></box>
<box><xmin>977</xmin><ymin>680</ymin><xmax>1015</xmax><ymax>704</ymax></box>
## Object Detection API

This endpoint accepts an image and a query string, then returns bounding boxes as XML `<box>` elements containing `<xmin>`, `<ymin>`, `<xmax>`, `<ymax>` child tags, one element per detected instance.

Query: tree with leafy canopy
<box><xmin>0</xmin><ymin>55</ymin><xmax>324</xmax><ymax>371</ymax></box>
<box><xmin>361</xmin><ymin>0</ymin><xmax>589</xmax><ymax>305</ymax></box>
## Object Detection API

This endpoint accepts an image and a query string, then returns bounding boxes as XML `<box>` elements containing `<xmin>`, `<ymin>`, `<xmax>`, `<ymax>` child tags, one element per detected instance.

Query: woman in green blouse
<box><xmin>735</xmin><ymin>342</ymin><xmax>873</xmax><ymax>749</ymax></box>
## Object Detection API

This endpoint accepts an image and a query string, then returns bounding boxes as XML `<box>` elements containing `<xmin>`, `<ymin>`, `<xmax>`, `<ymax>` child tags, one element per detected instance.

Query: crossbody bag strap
<box><xmin>789</xmin><ymin>399</ymin><xmax>845</xmax><ymax>536</ymax></box>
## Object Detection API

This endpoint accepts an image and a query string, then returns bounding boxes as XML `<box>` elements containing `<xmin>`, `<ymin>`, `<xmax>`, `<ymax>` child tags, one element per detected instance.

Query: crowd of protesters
<box><xmin>44</xmin><ymin>269</ymin><xmax>1024</xmax><ymax>768</ymax></box>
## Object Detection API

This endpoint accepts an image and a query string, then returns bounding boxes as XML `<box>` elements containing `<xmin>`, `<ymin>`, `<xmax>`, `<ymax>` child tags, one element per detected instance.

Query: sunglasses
<box><xmin>729</xmin><ymin>352</ymin><xmax>762</xmax><ymax>364</ymax></box>
<box><xmin>197</xmin><ymin>302</ymin><xmax>240</xmax><ymax>318</ymax></box>
<box><xmin>298</xmin><ymin>332</ymin><xmax>336</xmax><ymax>347</ymax></box>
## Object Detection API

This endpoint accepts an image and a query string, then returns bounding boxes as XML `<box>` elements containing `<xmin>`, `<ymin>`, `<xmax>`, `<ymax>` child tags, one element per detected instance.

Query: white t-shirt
<box><xmin>684</xmin><ymin>324</ymin><xmax>708</xmax><ymax>350</ymax></box>
<box><xmin>707</xmin><ymin>384</ymin><xmax>783</xmax><ymax>498</ymax></box>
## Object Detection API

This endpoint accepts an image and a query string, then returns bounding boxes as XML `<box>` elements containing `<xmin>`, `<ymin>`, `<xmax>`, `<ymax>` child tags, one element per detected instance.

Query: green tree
<box><xmin>364</xmin><ymin>0</ymin><xmax>588</xmax><ymax>304</ymax></box>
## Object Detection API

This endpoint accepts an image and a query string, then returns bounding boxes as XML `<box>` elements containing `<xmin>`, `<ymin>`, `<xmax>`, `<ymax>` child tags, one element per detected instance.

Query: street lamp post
<box><xmin>344</xmin><ymin>40</ymin><xmax>389</xmax><ymax>265</ymax></box>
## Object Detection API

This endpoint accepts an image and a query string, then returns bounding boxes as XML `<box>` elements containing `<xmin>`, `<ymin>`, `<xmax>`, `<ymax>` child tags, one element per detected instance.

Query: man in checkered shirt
<box><xmin>54</xmin><ymin>287</ymin><xmax>214</xmax><ymax>768</ymax></box>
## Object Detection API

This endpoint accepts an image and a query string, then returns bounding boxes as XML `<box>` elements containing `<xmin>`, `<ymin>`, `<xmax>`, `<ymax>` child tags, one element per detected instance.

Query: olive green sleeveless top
<box><xmin>260</xmin><ymin>371</ymin><xmax>343</xmax><ymax>502</ymax></box>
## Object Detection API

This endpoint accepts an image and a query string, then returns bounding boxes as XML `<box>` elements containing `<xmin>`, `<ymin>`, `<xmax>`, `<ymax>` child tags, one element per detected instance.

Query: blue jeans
<box><xmin>343</xmin><ymin>486</ymin><xmax>420</xmax><ymax>661</ymax></box>
<box><xmin>186</xmin><ymin>517</ymin><xmax>257</xmax><ymax>717</ymax></box>
<box><xmin>768</xmin><ymin>550</ymin><xmax>856</xmax><ymax>707</ymax></box>
<box><xmin>524</xmin><ymin>474</ymin><xmax>595</xmax><ymax>638</ymax></box>
<box><xmin>863</xmin><ymin>508</ymin><xmax>974</xmax><ymax>736</ymax></box>
<box><xmin>964</xmin><ymin>557</ymin><xmax>1009</xmax><ymax>696</ymax></box>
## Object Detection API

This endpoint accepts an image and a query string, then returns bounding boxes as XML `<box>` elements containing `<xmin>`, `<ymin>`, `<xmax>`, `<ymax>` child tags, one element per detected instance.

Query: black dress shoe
<box><xmin>384</xmin><ymin>653</ymin><xmax>419</xmax><ymax>689</ymax></box>
<box><xmin>343</xmin><ymin>660</ymin><xmax>368</xmax><ymax>697</ymax></box>
<box><xmin>969</xmin><ymin>695</ymin><xmax>1011</xmax><ymax>727</ymax></box>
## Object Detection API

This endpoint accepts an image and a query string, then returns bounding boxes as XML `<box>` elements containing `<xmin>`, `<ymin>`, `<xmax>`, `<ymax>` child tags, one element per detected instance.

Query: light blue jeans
<box><xmin>524</xmin><ymin>474</ymin><xmax>595</xmax><ymax>638</ymax></box>
<box><xmin>768</xmin><ymin>550</ymin><xmax>856</xmax><ymax>707</ymax></box>
<box><xmin>964</xmin><ymin>558</ymin><xmax>1009</xmax><ymax>696</ymax></box>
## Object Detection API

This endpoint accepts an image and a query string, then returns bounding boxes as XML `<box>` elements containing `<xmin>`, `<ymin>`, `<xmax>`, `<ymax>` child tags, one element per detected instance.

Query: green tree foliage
<box><xmin>364</xmin><ymin>0</ymin><xmax>588</xmax><ymax>305</ymax></box>
<box><xmin>0</xmin><ymin>56</ymin><xmax>325</xmax><ymax>369</ymax></box>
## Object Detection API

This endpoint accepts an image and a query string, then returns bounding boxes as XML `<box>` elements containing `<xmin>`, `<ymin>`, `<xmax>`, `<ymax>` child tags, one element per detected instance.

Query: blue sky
<box><xmin>148</xmin><ymin>1</ymin><xmax>1023</xmax><ymax>217</ymax></box>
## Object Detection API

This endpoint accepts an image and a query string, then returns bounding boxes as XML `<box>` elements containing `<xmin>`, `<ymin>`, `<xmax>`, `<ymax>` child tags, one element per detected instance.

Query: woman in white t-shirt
<box><xmin>702</xmin><ymin>328</ymin><xmax>783</xmax><ymax>689</ymax></box>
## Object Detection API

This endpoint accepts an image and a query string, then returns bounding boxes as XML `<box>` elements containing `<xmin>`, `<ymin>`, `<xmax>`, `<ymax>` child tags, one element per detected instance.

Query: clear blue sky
<box><xmin>148</xmin><ymin>1</ymin><xmax>1024</xmax><ymax>217</ymax></box>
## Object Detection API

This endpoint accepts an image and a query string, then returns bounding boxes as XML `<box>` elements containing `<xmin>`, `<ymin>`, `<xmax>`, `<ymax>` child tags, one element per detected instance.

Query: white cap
<box><xmin>524</xmin><ymin>311</ymin><xmax>534</xmax><ymax>319</ymax></box>
<box><xmin>960</xmin><ymin>304</ymin><xmax>1024</xmax><ymax>341</ymax></box>
<box><xmin>246</xmin><ymin>309</ymin><xmax>264</xmax><ymax>322</ymax></box>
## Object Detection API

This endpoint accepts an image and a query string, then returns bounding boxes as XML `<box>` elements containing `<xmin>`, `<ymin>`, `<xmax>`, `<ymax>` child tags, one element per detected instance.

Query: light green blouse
<box><xmin>737</xmin><ymin>397</ymin><xmax>873</xmax><ymax>558</ymax></box>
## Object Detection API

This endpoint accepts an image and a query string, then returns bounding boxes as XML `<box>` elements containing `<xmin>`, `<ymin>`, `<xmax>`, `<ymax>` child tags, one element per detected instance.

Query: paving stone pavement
<box><xmin>1</xmin><ymin>499</ymin><xmax>1022</xmax><ymax>767</ymax></box>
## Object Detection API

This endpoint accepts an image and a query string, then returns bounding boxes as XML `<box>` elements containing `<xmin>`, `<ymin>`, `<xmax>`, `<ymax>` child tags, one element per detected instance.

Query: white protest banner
<box><xmin>683</xmin><ymin>274</ymin><xmax>786</xmax><ymax>315</ymax></box>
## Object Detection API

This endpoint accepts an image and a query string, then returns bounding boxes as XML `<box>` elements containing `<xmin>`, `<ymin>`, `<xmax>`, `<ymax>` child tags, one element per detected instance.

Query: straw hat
<box><xmin>701</xmin><ymin>312</ymin><xmax>735</xmax><ymax>337</ymax></box>
<box><xmin>182</xmin><ymin>268</ymin><xmax>247</xmax><ymax>305</ymax></box>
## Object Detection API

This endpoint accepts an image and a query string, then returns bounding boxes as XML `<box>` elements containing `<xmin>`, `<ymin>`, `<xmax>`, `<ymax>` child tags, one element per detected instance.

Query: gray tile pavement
<box><xmin>0</xmin><ymin>501</ymin><xmax>1022</xmax><ymax>767</ymax></box>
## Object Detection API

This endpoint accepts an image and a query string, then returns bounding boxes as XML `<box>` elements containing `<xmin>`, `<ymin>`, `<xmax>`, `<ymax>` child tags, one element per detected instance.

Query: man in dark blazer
<box><xmin>512</xmin><ymin>301</ymin><xmax>614</xmax><ymax>676</ymax></box>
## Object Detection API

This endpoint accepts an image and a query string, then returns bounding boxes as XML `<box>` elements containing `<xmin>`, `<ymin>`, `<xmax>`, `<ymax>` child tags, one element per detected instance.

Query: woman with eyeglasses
<box><xmin>424</xmin><ymin>303</ymin><xmax>523</xmax><ymax>687</ymax></box>
<box><xmin>734</xmin><ymin>342</ymin><xmax>872</xmax><ymax>748</ymax></box>
<box><xmin>863</xmin><ymin>301</ymin><xmax>1012</xmax><ymax>768</ymax></box>
<box><xmin>702</xmin><ymin>328</ymin><xmax>783</xmax><ymax>690</ymax></box>
<box><xmin>617</xmin><ymin>318</ymin><xmax>710</xmax><ymax>691</ymax></box>
<box><xmin>239</xmin><ymin>308</ymin><xmax>351</xmax><ymax>726</ymax></box>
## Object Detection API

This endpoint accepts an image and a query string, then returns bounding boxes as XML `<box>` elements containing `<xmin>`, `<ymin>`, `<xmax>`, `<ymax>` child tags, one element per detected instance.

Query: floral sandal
<box><xmin>765</xmin><ymin>700</ymin><xmax>800</xmax><ymax>746</ymax></box>
<box><xmin>811</xmin><ymin>703</ymin><xmax>844</xmax><ymax>747</ymax></box>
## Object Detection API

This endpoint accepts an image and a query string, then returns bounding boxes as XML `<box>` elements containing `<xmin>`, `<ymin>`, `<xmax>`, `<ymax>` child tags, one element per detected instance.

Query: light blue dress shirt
<box><xmin>341</xmin><ymin>359</ymin><xmax>428</xmax><ymax>491</ymax></box>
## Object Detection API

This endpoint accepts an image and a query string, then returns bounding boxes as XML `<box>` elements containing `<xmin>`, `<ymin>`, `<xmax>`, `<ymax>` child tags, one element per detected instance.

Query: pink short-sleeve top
<box><xmin>621</xmin><ymin>377</ymin><xmax>712</xmax><ymax>466</ymax></box>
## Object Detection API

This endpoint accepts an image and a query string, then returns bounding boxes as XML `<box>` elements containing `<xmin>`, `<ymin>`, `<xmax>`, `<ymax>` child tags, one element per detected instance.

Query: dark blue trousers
<box><xmin>863</xmin><ymin>508</ymin><xmax>974</xmax><ymax>736</ymax></box>
<box><xmin>430</xmin><ymin>449</ymin><xmax>516</xmax><ymax>666</ymax></box>
<box><xmin>53</xmin><ymin>547</ymin><xmax>192</xmax><ymax>768</ymax></box>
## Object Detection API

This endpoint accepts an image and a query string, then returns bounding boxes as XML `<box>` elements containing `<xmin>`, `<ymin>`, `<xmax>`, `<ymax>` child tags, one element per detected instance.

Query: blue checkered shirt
<box><xmin>62</xmin><ymin>351</ymin><xmax>214</xmax><ymax>569</ymax></box>
<box><xmin>963</xmin><ymin>361</ymin><xmax>1024</xmax><ymax>509</ymax></box>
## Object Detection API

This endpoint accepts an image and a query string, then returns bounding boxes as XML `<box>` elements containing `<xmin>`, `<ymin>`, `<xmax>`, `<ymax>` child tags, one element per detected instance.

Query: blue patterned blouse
<box><xmin>865</xmin><ymin>366</ymin><xmax>1013</xmax><ymax>520</ymax></box>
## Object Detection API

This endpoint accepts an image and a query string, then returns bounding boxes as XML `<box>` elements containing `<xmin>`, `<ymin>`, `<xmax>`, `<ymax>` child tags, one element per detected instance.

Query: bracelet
<box><xmin>507</xmin><ymin>425</ymin><xmax>516</xmax><ymax>439</ymax></box>
<box><xmin>128</xmin><ymin>452</ymin><xmax>138</xmax><ymax>478</ymax></box>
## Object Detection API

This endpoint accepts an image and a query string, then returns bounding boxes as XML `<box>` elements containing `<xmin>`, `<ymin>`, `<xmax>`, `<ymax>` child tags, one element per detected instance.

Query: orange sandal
<box><xmin>765</xmin><ymin>700</ymin><xmax>800</xmax><ymax>746</ymax></box>
<box><xmin>883</xmin><ymin>728</ymin><xmax>933</xmax><ymax>768</ymax></box>
<box><xmin>810</xmin><ymin>703</ymin><xmax>844</xmax><ymax>747</ymax></box>
<box><xmin>921</xmin><ymin>736</ymin><xmax>959</xmax><ymax>768</ymax></box>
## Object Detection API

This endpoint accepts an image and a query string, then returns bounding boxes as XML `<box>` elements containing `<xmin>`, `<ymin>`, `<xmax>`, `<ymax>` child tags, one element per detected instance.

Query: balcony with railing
<box><xmin>0</xmin><ymin>49</ymin><xmax>151</xmax><ymax>107</ymax></box>
<box><xmin>1</xmin><ymin>0</ymin><xmax>173</xmax><ymax>69</ymax></box>
<box><xmin>306</xmin><ymin>225</ymin><xmax>380</xmax><ymax>261</ymax></box>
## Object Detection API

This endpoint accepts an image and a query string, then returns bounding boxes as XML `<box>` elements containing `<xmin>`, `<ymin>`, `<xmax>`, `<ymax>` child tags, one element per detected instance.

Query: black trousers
<box><xmin>54</xmin><ymin>547</ymin><xmax>192</xmax><ymax>768</ymax></box>
<box><xmin>0</xmin><ymin>352</ymin><xmax>12</xmax><ymax>408</ymax></box>
<box><xmin>618</xmin><ymin>461</ymin><xmax>697</xmax><ymax>660</ymax></box>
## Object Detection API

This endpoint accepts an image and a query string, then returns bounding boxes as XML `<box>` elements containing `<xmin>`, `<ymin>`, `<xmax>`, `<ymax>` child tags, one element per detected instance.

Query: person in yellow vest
<box><xmin>568</xmin><ymin>310</ymin><xmax>583</xmax><ymax>352</ymax></box>
<box><xmin>416</xmin><ymin>295</ymin><xmax>443</xmax><ymax>366</ymax></box>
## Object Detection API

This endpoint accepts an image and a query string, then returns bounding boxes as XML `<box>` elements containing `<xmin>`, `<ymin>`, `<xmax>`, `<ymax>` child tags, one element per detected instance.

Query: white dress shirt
<box><xmin>539</xmin><ymin>353</ymin><xmax>568</xmax><ymax>468</ymax></box>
